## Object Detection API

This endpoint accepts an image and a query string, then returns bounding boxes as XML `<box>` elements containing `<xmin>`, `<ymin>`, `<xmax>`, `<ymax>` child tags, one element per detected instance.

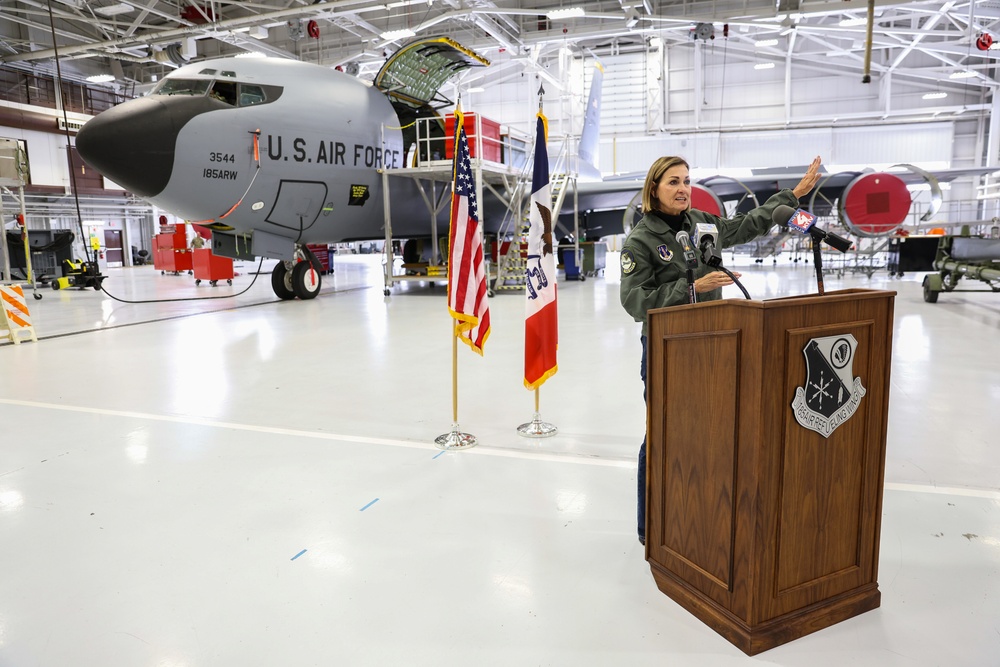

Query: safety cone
<box><xmin>1</xmin><ymin>284</ymin><xmax>38</xmax><ymax>345</ymax></box>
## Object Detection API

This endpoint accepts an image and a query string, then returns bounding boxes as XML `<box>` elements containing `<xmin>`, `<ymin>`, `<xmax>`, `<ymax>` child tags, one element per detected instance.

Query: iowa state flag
<box><xmin>524</xmin><ymin>111</ymin><xmax>558</xmax><ymax>389</ymax></box>
<box><xmin>446</xmin><ymin>106</ymin><xmax>491</xmax><ymax>355</ymax></box>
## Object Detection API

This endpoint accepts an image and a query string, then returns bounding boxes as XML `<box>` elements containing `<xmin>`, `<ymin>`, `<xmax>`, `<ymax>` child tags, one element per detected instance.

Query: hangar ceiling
<box><xmin>0</xmin><ymin>0</ymin><xmax>998</xmax><ymax>114</ymax></box>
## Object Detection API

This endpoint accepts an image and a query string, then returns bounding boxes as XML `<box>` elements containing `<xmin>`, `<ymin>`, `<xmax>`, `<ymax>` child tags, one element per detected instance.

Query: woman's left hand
<box><xmin>792</xmin><ymin>156</ymin><xmax>823</xmax><ymax>199</ymax></box>
<box><xmin>694</xmin><ymin>270</ymin><xmax>739</xmax><ymax>293</ymax></box>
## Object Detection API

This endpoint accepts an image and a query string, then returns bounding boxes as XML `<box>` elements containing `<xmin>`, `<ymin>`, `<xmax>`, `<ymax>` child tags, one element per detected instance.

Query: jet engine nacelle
<box><xmin>839</xmin><ymin>172</ymin><xmax>912</xmax><ymax>237</ymax></box>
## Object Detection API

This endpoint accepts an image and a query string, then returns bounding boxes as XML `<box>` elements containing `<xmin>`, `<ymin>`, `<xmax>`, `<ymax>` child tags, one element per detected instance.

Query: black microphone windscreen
<box><xmin>825</xmin><ymin>232</ymin><xmax>853</xmax><ymax>253</ymax></box>
<box><xmin>771</xmin><ymin>205</ymin><xmax>796</xmax><ymax>226</ymax></box>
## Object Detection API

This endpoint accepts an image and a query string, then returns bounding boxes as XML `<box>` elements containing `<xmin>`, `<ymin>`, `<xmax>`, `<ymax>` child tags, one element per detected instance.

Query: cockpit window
<box><xmin>221</xmin><ymin>71</ymin><xmax>237</xmax><ymax>78</ymax></box>
<box><xmin>153</xmin><ymin>79</ymin><xmax>211</xmax><ymax>96</ymax></box>
<box><xmin>209</xmin><ymin>80</ymin><xmax>238</xmax><ymax>105</ymax></box>
<box><xmin>198</xmin><ymin>69</ymin><xmax>218</xmax><ymax>75</ymax></box>
<box><xmin>238</xmin><ymin>84</ymin><xmax>266</xmax><ymax>107</ymax></box>
<box><xmin>150</xmin><ymin>77</ymin><xmax>283</xmax><ymax>107</ymax></box>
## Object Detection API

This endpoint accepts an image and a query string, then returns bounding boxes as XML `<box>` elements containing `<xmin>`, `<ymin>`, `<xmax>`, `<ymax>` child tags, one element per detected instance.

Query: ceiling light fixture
<box><xmin>754</xmin><ymin>62</ymin><xmax>775</xmax><ymax>70</ymax></box>
<box><xmin>754</xmin><ymin>38</ymin><xmax>779</xmax><ymax>47</ymax></box>
<box><xmin>85</xmin><ymin>74</ymin><xmax>116</xmax><ymax>83</ymax></box>
<box><xmin>546</xmin><ymin>7</ymin><xmax>585</xmax><ymax>20</ymax></box>
<box><xmin>94</xmin><ymin>2</ymin><xmax>132</xmax><ymax>16</ymax></box>
<box><xmin>922</xmin><ymin>92</ymin><xmax>947</xmax><ymax>100</ymax></box>
<box><xmin>949</xmin><ymin>70</ymin><xmax>975</xmax><ymax>79</ymax></box>
<box><xmin>380</xmin><ymin>28</ymin><xmax>416</xmax><ymax>40</ymax></box>
<box><xmin>625</xmin><ymin>9</ymin><xmax>640</xmax><ymax>29</ymax></box>
<box><xmin>839</xmin><ymin>18</ymin><xmax>868</xmax><ymax>27</ymax></box>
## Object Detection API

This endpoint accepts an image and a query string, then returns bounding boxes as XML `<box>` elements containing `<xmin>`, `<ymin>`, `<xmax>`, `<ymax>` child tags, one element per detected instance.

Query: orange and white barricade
<box><xmin>0</xmin><ymin>284</ymin><xmax>38</xmax><ymax>345</ymax></box>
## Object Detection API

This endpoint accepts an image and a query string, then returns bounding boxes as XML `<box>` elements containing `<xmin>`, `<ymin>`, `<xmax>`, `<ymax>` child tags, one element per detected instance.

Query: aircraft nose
<box><xmin>76</xmin><ymin>95</ymin><xmax>209</xmax><ymax>198</ymax></box>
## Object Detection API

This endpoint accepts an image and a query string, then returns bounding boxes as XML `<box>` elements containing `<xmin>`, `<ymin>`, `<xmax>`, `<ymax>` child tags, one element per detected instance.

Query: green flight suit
<box><xmin>620</xmin><ymin>189</ymin><xmax>800</xmax><ymax>335</ymax></box>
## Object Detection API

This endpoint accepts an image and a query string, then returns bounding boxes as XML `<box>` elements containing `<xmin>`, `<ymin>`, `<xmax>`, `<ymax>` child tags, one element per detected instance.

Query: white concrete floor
<box><xmin>1</xmin><ymin>250</ymin><xmax>998</xmax><ymax>666</ymax></box>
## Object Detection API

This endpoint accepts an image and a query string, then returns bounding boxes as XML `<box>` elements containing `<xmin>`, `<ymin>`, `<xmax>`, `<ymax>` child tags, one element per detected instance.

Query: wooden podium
<box><xmin>645</xmin><ymin>288</ymin><xmax>895</xmax><ymax>655</ymax></box>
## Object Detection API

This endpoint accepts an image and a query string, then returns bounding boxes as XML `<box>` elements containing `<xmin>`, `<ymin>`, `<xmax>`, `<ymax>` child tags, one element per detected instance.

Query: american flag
<box><xmin>524</xmin><ymin>111</ymin><xmax>558</xmax><ymax>389</ymax></box>
<box><xmin>447</xmin><ymin>107</ymin><xmax>491</xmax><ymax>355</ymax></box>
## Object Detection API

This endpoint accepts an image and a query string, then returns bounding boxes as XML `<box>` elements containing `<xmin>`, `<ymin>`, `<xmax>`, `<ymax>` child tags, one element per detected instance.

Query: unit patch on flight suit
<box><xmin>657</xmin><ymin>245</ymin><xmax>673</xmax><ymax>262</ymax></box>
<box><xmin>621</xmin><ymin>249</ymin><xmax>636</xmax><ymax>275</ymax></box>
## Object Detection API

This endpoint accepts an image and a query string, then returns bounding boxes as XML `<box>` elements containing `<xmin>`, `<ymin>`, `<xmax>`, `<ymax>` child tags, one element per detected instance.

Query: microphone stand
<box><xmin>718</xmin><ymin>265</ymin><xmax>751</xmax><ymax>300</ymax></box>
<box><xmin>812</xmin><ymin>241</ymin><xmax>825</xmax><ymax>295</ymax></box>
<box><xmin>702</xmin><ymin>244</ymin><xmax>751</xmax><ymax>300</ymax></box>
<box><xmin>685</xmin><ymin>268</ymin><xmax>697</xmax><ymax>304</ymax></box>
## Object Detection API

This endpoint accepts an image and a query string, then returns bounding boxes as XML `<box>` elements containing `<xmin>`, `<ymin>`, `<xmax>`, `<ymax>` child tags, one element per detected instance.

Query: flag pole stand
<box><xmin>436</xmin><ymin>325</ymin><xmax>478</xmax><ymax>450</ymax></box>
<box><xmin>435</xmin><ymin>423</ymin><xmax>478</xmax><ymax>449</ymax></box>
<box><xmin>517</xmin><ymin>388</ymin><xmax>557</xmax><ymax>438</ymax></box>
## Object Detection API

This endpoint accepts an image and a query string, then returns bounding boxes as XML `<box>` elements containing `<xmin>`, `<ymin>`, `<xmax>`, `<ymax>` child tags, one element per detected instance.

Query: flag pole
<box><xmin>435</xmin><ymin>322</ymin><xmax>476</xmax><ymax>449</ymax></box>
<box><xmin>452</xmin><ymin>328</ymin><xmax>458</xmax><ymax>421</ymax></box>
<box><xmin>518</xmin><ymin>88</ymin><xmax>557</xmax><ymax>439</ymax></box>
<box><xmin>436</xmin><ymin>95</ymin><xmax>481</xmax><ymax>450</ymax></box>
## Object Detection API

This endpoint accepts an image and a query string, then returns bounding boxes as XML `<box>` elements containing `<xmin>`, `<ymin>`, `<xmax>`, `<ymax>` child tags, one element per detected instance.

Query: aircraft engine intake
<box><xmin>839</xmin><ymin>172</ymin><xmax>912</xmax><ymax>237</ymax></box>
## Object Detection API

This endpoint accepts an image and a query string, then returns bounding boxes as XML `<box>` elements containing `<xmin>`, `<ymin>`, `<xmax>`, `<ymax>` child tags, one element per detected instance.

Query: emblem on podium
<box><xmin>791</xmin><ymin>334</ymin><xmax>866</xmax><ymax>438</ymax></box>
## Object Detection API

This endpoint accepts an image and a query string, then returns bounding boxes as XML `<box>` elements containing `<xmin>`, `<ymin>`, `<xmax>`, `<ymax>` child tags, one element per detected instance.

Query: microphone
<box><xmin>694</xmin><ymin>221</ymin><xmax>751</xmax><ymax>299</ymax></box>
<box><xmin>694</xmin><ymin>222</ymin><xmax>722</xmax><ymax>267</ymax></box>
<box><xmin>771</xmin><ymin>205</ymin><xmax>852</xmax><ymax>253</ymax></box>
<box><xmin>676</xmin><ymin>230</ymin><xmax>698</xmax><ymax>269</ymax></box>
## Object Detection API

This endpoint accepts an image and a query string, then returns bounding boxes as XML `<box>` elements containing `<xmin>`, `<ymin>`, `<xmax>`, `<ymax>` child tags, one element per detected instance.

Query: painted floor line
<box><xmin>0</xmin><ymin>398</ymin><xmax>635</xmax><ymax>468</ymax></box>
<box><xmin>884</xmin><ymin>482</ymin><xmax>1000</xmax><ymax>501</ymax></box>
<box><xmin>8</xmin><ymin>398</ymin><xmax>990</xmax><ymax>491</ymax></box>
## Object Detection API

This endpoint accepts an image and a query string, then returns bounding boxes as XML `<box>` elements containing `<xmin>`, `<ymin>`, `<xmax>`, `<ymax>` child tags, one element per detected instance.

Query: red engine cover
<box><xmin>841</xmin><ymin>172</ymin><xmax>911</xmax><ymax>237</ymax></box>
<box><xmin>691</xmin><ymin>184</ymin><xmax>724</xmax><ymax>216</ymax></box>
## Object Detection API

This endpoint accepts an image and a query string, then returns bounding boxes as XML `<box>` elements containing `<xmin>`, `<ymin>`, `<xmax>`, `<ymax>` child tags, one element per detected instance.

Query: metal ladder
<box><xmin>492</xmin><ymin>138</ymin><xmax>574</xmax><ymax>293</ymax></box>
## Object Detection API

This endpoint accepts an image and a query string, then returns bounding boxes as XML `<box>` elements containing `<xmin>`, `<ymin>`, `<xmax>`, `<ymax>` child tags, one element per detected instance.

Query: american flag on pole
<box><xmin>523</xmin><ymin>111</ymin><xmax>558</xmax><ymax>389</ymax></box>
<box><xmin>447</xmin><ymin>107</ymin><xmax>491</xmax><ymax>355</ymax></box>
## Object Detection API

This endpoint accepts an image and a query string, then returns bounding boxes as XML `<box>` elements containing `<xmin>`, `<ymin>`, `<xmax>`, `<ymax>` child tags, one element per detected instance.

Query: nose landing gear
<box><xmin>270</xmin><ymin>246</ymin><xmax>323</xmax><ymax>300</ymax></box>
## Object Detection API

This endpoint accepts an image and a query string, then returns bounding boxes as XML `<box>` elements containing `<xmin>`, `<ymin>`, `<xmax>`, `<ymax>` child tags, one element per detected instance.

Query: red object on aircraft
<box><xmin>840</xmin><ymin>172</ymin><xmax>912</xmax><ymax>237</ymax></box>
<box><xmin>690</xmin><ymin>183</ymin><xmax>724</xmax><ymax>216</ymax></box>
<box><xmin>191</xmin><ymin>224</ymin><xmax>213</xmax><ymax>240</ymax></box>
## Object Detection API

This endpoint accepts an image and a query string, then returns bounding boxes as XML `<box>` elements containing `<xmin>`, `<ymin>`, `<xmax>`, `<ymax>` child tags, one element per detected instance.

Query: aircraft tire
<box><xmin>291</xmin><ymin>261</ymin><xmax>321</xmax><ymax>300</ymax></box>
<box><xmin>271</xmin><ymin>262</ymin><xmax>296</xmax><ymax>300</ymax></box>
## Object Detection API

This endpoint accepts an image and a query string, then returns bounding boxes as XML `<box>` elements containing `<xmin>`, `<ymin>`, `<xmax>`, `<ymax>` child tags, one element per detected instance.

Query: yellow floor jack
<box><xmin>51</xmin><ymin>259</ymin><xmax>106</xmax><ymax>291</ymax></box>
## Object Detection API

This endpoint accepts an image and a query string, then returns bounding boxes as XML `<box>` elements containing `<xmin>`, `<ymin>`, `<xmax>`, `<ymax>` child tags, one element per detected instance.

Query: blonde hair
<box><xmin>641</xmin><ymin>156</ymin><xmax>690</xmax><ymax>213</ymax></box>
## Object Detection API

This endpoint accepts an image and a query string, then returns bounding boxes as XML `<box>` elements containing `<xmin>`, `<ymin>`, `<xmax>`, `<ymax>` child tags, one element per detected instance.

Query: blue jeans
<box><xmin>638</xmin><ymin>335</ymin><xmax>647</xmax><ymax>540</ymax></box>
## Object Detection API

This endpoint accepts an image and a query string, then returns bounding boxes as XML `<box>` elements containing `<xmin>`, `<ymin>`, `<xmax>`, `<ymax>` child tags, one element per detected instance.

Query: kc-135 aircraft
<box><xmin>76</xmin><ymin>38</ymin><xmax>508</xmax><ymax>300</ymax></box>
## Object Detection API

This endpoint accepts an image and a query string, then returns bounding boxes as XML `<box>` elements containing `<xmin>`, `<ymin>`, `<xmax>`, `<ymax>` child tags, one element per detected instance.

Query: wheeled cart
<box><xmin>192</xmin><ymin>248</ymin><xmax>234</xmax><ymax>286</ymax></box>
<box><xmin>153</xmin><ymin>224</ymin><xmax>193</xmax><ymax>275</ymax></box>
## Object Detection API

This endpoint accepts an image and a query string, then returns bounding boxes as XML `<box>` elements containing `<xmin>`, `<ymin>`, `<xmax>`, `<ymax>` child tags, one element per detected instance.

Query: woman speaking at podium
<box><xmin>620</xmin><ymin>155</ymin><xmax>822</xmax><ymax>546</ymax></box>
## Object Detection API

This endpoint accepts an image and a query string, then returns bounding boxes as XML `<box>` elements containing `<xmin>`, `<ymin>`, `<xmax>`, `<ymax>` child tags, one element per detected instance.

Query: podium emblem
<box><xmin>791</xmin><ymin>334</ymin><xmax>866</xmax><ymax>438</ymax></box>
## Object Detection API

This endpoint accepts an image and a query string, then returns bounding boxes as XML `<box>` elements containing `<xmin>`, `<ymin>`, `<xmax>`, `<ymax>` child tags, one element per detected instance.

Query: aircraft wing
<box><xmin>554</xmin><ymin>163</ymin><xmax>999</xmax><ymax>240</ymax></box>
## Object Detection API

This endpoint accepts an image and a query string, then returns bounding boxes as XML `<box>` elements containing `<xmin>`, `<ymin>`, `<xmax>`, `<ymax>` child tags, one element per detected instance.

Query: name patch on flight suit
<box><xmin>621</xmin><ymin>249</ymin><xmax>636</xmax><ymax>275</ymax></box>
<box><xmin>657</xmin><ymin>245</ymin><xmax>673</xmax><ymax>262</ymax></box>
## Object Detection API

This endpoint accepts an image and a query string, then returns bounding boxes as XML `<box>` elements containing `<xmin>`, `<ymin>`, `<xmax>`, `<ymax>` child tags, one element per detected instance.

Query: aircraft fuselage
<box><xmin>77</xmin><ymin>57</ymin><xmax>408</xmax><ymax>248</ymax></box>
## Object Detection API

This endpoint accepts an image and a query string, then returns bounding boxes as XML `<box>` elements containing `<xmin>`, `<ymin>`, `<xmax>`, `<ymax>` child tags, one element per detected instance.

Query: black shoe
<box><xmin>638</xmin><ymin>535</ymin><xmax>645</xmax><ymax>545</ymax></box>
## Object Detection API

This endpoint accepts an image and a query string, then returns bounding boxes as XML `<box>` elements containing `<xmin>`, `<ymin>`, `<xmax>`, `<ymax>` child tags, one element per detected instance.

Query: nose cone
<box><xmin>76</xmin><ymin>95</ymin><xmax>213</xmax><ymax>198</ymax></box>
